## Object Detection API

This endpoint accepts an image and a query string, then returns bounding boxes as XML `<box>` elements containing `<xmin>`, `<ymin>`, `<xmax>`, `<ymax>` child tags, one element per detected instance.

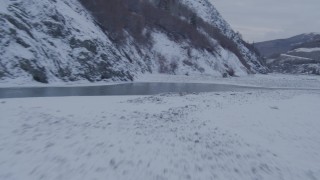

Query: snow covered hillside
<box><xmin>180</xmin><ymin>0</ymin><xmax>267</xmax><ymax>73</ymax></box>
<box><xmin>0</xmin><ymin>0</ymin><xmax>135</xmax><ymax>83</ymax></box>
<box><xmin>0</xmin><ymin>0</ymin><xmax>267</xmax><ymax>84</ymax></box>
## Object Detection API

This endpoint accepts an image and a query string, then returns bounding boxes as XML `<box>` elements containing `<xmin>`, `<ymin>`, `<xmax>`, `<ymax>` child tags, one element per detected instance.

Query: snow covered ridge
<box><xmin>257</xmin><ymin>32</ymin><xmax>320</xmax><ymax>75</ymax></box>
<box><xmin>266</xmin><ymin>52</ymin><xmax>320</xmax><ymax>75</ymax></box>
<box><xmin>0</xmin><ymin>0</ymin><xmax>266</xmax><ymax>84</ymax></box>
<box><xmin>292</xmin><ymin>47</ymin><xmax>320</xmax><ymax>53</ymax></box>
<box><xmin>280</xmin><ymin>54</ymin><xmax>313</xmax><ymax>61</ymax></box>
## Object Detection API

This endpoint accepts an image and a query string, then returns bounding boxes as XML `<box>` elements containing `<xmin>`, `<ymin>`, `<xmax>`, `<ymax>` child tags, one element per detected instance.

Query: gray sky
<box><xmin>210</xmin><ymin>0</ymin><xmax>320</xmax><ymax>42</ymax></box>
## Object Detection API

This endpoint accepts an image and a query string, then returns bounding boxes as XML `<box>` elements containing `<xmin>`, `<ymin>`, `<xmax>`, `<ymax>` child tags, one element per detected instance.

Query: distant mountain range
<box><xmin>254</xmin><ymin>33</ymin><xmax>320</xmax><ymax>75</ymax></box>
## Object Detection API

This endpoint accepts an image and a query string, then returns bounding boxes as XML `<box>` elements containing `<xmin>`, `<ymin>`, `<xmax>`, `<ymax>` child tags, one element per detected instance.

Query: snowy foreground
<box><xmin>1</xmin><ymin>75</ymin><xmax>320</xmax><ymax>180</ymax></box>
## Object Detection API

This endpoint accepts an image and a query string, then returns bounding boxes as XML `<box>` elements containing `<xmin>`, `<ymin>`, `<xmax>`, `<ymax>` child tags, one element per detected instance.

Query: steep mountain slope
<box><xmin>255</xmin><ymin>33</ymin><xmax>320</xmax><ymax>75</ymax></box>
<box><xmin>0</xmin><ymin>0</ymin><xmax>135</xmax><ymax>83</ymax></box>
<box><xmin>0</xmin><ymin>0</ymin><xmax>267</xmax><ymax>84</ymax></box>
<box><xmin>179</xmin><ymin>0</ymin><xmax>267</xmax><ymax>73</ymax></box>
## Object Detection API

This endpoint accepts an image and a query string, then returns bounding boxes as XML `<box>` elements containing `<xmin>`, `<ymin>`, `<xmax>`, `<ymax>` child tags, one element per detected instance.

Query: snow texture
<box><xmin>280</xmin><ymin>54</ymin><xmax>313</xmax><ymax>60</ymax></box>
<box><xmin>1</xmin><ymin>88</ymin><xmax>320</xmax><ymax>180</ymax></box>
<box><xmin>136</xmin><ymin>73</ymin><xmax>320</xmax><ymax>89</ymax></box>
<box><xmin>292</xmin><ymin>47</ymin><xmax>320</xmax><ymax>53</ymax></box>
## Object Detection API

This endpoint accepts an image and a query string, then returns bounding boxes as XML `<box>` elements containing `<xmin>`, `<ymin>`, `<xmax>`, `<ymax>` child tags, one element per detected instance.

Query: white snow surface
<box><xmin>292</xmin><ymin>47</ymin><xmax>320</xmax><ymax>53</ymax></box>
<box><xmin>136</xmin><ymin>73</ymin><xmax>320</xmax><ymax>89</ymax></box>
<box><xmin>280</xmin><ymin>54</ymin><xmax>313</xmax><ymax>60</ymax></box>
<box><xmin>1</xmin><ymin>88</ymin><xmax>320</xmax><ymax>180</ymax></box>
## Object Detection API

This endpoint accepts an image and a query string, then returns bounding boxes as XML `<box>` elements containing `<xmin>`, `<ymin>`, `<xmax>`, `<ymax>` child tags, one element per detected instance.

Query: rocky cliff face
<box><xmin>0</xmin><ymin>0</ymin><xmax>267</xmax><ymax>83</ymax></box>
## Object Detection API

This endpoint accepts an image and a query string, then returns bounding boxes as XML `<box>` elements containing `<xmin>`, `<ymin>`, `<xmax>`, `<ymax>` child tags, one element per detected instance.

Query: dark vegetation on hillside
<box><xmin>80</xmin><ymin>0</ymin><xmax>212</xmax><ymax>49</ymax></box>
<box><xmin>79</xmin><ymin>0</ymin><xmax>256</xmax><ymax>71</ymax></box>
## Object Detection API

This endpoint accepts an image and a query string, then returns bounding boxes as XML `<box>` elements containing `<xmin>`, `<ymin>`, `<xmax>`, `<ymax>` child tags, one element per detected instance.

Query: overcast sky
<box><xmin>210</xmin><ymin>0</ymin><xmax>320</xmax><ymax>42</ymax></box>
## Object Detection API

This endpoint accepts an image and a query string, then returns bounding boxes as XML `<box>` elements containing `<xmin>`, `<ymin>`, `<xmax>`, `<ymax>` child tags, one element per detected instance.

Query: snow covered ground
<box><xmin>292</xmin><ymin>47</ymin><xmax>320</xmax><ymax>53</ymax></box>
<box><xmin>137</xmin><ymin>73</ymin><xmax>320</xmax><ymax>89</ymax></box>
<box><xmin>1</xmin><ymin>82</ymin><xmax>320</xmax><ymax>179</ymax></box>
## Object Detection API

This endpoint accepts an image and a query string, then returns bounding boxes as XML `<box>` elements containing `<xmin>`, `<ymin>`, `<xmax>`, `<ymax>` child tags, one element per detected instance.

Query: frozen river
<box><xmin>0</xmin><ymin>82</ymin><xmax>264</xmax><ymax>98</ymax></box>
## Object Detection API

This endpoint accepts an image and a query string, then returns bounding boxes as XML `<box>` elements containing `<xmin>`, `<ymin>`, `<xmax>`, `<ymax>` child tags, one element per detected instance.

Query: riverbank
<box><xmin>1</xmin><ymin>73</ymin><xmax>320</xmax><ymax>89</ymax></box>
<box><xmin>136</xmin><ymin>73</ymin><xmax>320</xmax><ymax>89</ymax></box>
<box><xmin>1</xmin><ymin>89</ymin><xmax>320</xmax><ymax>180</ymax></box>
